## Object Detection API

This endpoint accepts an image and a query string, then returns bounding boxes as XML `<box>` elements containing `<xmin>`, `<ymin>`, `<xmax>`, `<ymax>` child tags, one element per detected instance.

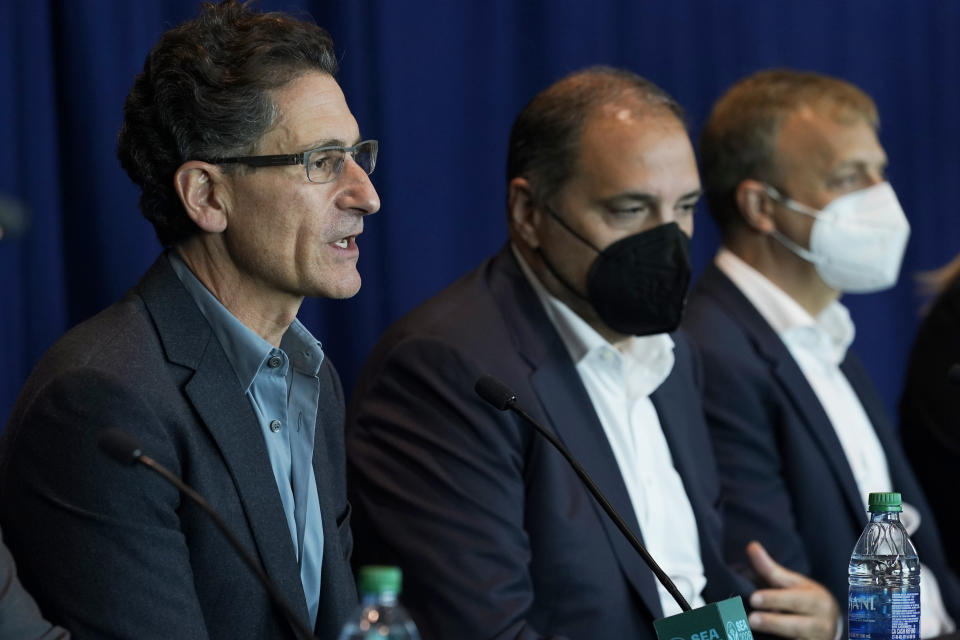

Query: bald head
<box><xmin>506</xmin><ymin>66</ymin><xmax>686</xmax><ymax>210</ymax></box>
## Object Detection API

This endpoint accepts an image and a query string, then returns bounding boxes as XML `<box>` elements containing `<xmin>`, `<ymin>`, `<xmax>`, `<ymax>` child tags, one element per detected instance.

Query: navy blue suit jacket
<box><xmin>346</xmin><ymin>247</ymin><xmax>754</xmax><ymax>640</ymax></box>
<box><xmin>684</xmin><ymin>262</ymin><xmax>960</xmax><ymax>617</ymax></box>
<box><xmin>0</xmin><ymin>255</ymin><xmax>357</xmax><ymax>639</ymax></box>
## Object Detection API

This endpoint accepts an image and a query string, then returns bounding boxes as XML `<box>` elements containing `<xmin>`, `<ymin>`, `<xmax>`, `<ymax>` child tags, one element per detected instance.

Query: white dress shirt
<box><xmin>716</xmin><ymin>248</ymin><xmax>954</xmax><ymax>636</ymax></box>
<box><xmin>514</xmin><ymin>246</ymin><xmax>707</xmax><ymax>616</ymax></box>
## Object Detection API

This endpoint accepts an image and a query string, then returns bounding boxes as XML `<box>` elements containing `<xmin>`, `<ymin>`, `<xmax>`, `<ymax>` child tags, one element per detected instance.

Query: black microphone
<box><xmin>474</xmin><ymin>374</ymin><xmax>692</xmax><ymax>613</ymax></box>
<box><xmin>97</xmin><ymin>428</ymin><xmax>317</xmax><ymax>640</ymax></box>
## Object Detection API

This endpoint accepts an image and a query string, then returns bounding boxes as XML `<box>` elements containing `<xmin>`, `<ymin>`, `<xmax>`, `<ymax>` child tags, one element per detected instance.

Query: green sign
<box><xmin>653</xmin><ymin>596</ymin><xmax>754</xmax><ymax>640</ymax></box>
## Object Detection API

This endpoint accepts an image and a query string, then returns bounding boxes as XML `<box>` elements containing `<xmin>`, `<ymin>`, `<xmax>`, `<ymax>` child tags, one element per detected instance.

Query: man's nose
<box><xmin>337</xmin><ymin>155</ymin><xmax>381</xmax><ymax>215</ymax></box>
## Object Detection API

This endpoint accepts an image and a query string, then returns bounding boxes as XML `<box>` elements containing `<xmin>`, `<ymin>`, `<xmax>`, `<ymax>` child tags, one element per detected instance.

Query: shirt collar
<box><xmin>715</xmin><ymin>247</ymin><xmax>855</xmax><ymax>366</ymax></box>
<box><xmin>167</xmin><ymin>252</ymin><xmax>324</xmax><ymax>391</ymax></box>
<box><xmin>512</xmin><ymin>244</ymin><xmax>675</xmax><ymax>393</ymax></box>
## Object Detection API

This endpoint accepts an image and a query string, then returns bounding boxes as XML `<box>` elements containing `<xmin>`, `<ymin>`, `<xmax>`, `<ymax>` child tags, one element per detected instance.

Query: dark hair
<box><xmin>117</xmin><ymin>0</ymin><xmax>339</xmax><ymax>246</ymax></box>
<box><xmin>506</xmin><ymin>66</ymin><xmax>685</xmax><ymax>207</ymax></box>
<box><xmin>700</xmin><ymin>69</ymin><xmax>879</xmax><ymax>238</ymax></box>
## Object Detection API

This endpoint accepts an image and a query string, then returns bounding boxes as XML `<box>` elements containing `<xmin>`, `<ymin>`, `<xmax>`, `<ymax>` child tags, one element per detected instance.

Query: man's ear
<box><xmin>507</xmin><ymin>177</ymin><xmax>542</xmax><ymax>249</ymax></box>
<box><xmin>174</xmin><ymin>161</ymin><xmax>229</xmax><ymax>233</ymax></box>
<box><xmin>735</xmin><ymin>179</ymin><xmax>777</xmax><ymax>234</ymax></box>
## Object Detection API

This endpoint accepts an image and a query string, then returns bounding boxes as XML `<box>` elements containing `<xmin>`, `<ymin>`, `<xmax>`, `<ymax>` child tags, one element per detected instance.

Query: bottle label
<box><xmin>849</xmin><ymin>587</ymin><xmax>920</xmax><ymax>640</ymax></box>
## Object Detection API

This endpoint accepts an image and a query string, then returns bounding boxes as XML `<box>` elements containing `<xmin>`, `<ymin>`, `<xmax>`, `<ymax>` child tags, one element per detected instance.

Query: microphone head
<box><xmin>98</xmin><ymin>428</ymin><xmax>144</xmax><ymax>466</ymax></box>
<box><xmin>949</xmin><ymin>364</ymin><xmax>960</xmax><ymax>386</ymax></box>
<box><xmin>474</xmin><ymin>375</ymin><xmax>517</xmax><ymax>411</ymax></box>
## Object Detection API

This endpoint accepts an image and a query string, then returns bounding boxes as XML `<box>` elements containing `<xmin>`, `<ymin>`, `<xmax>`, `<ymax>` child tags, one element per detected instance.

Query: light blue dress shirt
<box><xmin>169</xmin><ymin>253</ymin><xmax>325</xmax><ymax>628</ymax></box>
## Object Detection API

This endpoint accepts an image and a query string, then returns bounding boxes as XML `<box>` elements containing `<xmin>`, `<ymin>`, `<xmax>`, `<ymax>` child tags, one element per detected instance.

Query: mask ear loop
<box><xmin>763</xmin><ymin>184</ymin><xmax>825</xmax><ymax>265</ymax></box>
<box><xmin>534</xmin><ymin>247</ymin><xmax>591</xmax><ymax>302</ymax></box>
<box><xmin>541</xmin><ymin>204</ymin><xmax>604</xmax><ymax>253</ymax></box>
<box><xmin>532</xmin><ymin>204</ymin><xmax>600</xmax><ymax>302</ymax></box>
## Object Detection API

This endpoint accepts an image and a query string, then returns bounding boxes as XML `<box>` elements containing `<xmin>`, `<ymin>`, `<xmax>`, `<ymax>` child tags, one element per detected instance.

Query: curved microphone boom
<box><xmin>97</xmin><ymin>428</ymin><xmax>317</xmax><ymax>640</ymax></box>
<box><xmin>474</xmin><ymin>374</ymin><xmax>692</xmax><ymax>613</ymax></box>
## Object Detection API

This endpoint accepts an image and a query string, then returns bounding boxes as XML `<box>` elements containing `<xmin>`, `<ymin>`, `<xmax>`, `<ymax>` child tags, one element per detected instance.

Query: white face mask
<box><xmin>765</xmin><ymin>181</ymin><xmax>911</xmax><ymax>293</ymax></box>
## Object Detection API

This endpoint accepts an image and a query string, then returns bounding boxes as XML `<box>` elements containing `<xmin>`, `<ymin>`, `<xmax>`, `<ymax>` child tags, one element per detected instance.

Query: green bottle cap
<box><xmin>357</xmin><ymin>566</ymin><xmax>402</xmax><ymax>595</ymax></box>
<box><xmin>868</xmin><ymin>492</ymin><xmax>903</xmax><ymax>512</ymax></box>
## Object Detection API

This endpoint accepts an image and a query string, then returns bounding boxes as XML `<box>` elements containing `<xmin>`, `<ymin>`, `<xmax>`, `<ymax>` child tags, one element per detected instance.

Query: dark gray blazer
<box><xmin>0</xmin><ymin>254</ymin><xmax>357</xmax><ymax>640</ymax></box>
<box><xmin>347</xmin><ymin>246</ymin><xmax>754</xmax><ymax>640</ymax></box>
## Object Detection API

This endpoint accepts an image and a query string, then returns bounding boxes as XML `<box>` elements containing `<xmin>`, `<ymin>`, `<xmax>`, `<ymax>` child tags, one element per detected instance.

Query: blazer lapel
<box><xmin>140</xmin><ymin>254</ymin><xmax>311</xmax><ymax>628</ymax></box>
<box><xmin>312</xmin><ymin>363</ymin><xmax>355</xmax><ymax>640</ymax></box>
<box><xmin>531</xmin><ymin>360</ymin><xmax>665</xmax><ymax>620</ymax></box>
<box><xmin>651</xmin><ymin>371</ymin><xmax>699</xmax><ymax>508</ymax></box>
<box><xmin>840</xmin><ymin>357</ymin><xmax>912</xmax><ymax>497</ymax></box>
<box><xmin>651</xmin><ymin>358</ymin><xmax>734</xmax><ymax>602</ymax></box>
<box><xmin>186</xmin><ymin>353</ymin><xmax>311</xmax><ymax>624</ymax></box>
<box><xmin>652</xmin><ymin>363</ymin><xmax>716</xmax><ymax>539</ymax></box>
<box><xmin>698</xmin><ymin>265</ymin><xmax>865</xmax><ymax>528</ymax></box>
<box><xmin>769</xmin><ymin>356</ymin><xmax>865</xmax><ymax>524</ymax></box>
<box><xmin>488</xmin><ymin>247</ymin><xmax>664</xmax><ymax>620</ymax></box>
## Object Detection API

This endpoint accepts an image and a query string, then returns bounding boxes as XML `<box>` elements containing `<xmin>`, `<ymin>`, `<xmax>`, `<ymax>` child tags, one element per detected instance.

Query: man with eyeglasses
<box><xmin>683</xmin><ymin>69</ymin><xmax>960</xmax><ymax>635</ymax></box>
<box><xmin>0</xmin><ymin>2</ymin><xmax>379</xmax><ymax>639</ymax></box>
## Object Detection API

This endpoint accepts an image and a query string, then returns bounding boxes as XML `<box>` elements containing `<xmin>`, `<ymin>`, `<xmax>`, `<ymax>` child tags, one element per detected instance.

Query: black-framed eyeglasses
<box><xmin>204</xmin><ymin>139</ymin><xmax>378</xmax><ymax>184</ymax></box>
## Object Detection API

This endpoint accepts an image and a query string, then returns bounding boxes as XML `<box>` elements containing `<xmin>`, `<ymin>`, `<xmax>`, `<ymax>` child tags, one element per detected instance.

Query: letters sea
<box><xmin>672</xmin><ymin>630</ymin><xmax>723</xmax><ymax>640</ymax></box>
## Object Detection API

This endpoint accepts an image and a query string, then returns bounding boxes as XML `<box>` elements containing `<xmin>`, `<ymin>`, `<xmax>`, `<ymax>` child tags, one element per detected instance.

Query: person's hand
<box><xmin>745</xmin><ymin>541</ymin><xmax>840</xmax><ymax>640</ymax></box>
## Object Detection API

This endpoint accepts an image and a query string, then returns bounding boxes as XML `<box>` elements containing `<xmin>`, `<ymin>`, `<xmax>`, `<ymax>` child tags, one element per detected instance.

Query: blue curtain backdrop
<box><xmin>2</xmin><ymin>0</ymin><xmax>959</xmax><ymax>426</ymax></box>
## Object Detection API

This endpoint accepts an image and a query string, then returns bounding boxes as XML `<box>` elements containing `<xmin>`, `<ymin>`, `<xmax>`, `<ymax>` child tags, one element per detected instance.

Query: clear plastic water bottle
<box><xmin>337</xmin><ymin>566</ymin><xmax>421</xmax><ymax>640</ymax></box>
<box><xmin>848</xmin><ymin>492</ymin><xmax>920</xmax><ymax>640</ymax></box>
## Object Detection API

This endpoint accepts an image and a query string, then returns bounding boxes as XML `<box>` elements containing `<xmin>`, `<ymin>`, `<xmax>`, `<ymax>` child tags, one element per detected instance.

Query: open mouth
<box><xmin>332</xmin><ymin>230</ymin><xmax>361</xmax><ymax>250</ymax></box>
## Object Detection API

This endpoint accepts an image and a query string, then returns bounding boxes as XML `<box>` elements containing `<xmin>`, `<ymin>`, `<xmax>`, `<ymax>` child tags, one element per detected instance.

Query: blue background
<box><xmin>2</xmin><ymin>0</ymin><xmax>958</xmax><ymax>426</ymax></box>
